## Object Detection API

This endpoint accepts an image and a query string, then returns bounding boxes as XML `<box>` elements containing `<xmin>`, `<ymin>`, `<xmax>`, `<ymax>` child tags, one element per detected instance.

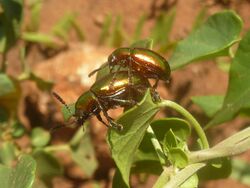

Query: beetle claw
<box><xmin>109</xmin><ymin>121</ymin><xmax>123</xmax><ymax>131</ymax></box>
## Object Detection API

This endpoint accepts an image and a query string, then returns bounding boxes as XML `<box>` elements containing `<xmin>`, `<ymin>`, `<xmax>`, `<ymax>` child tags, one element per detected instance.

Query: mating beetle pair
<box><xmin>53</xmin><ymin>47</ymin><xmax>170</xmax><ymax>131</ymax></box>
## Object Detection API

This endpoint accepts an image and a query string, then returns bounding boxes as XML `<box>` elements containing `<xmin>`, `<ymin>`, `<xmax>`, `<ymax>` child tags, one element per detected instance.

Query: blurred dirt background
<box><xmin>7</xmin><ymin>0</ymin><xmax>250</xmax><ymax>187</ymax></box>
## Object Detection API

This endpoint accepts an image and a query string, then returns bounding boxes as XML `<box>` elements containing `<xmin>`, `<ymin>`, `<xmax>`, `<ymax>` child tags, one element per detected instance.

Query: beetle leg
<box><xmin>96</xmin><ymin>114</ymin><xmax>111</xmax><ymax>128</ymax></box>
<box><xmin>153</xmin><ymin>78</ymin><xmax>159</xmax><ymax>89</ymax></box>
<box><xmin>110</xmin><ymin>98</ymin><xmax>137</xmax><ymax>106</ymax></box>
<box><xmin>150</xmin><ymin>88</ymin><xmax>161</xmax><ymax>102</ymax></box>
<box><xmin>101</xmin><ymin>107</ymin><xmax>123</xmax><ymax>131</ymax></box>
<box><xmin>91</xmin><ymin>91</ymin><xmax>123</xmax><ymax>131</ymax></box>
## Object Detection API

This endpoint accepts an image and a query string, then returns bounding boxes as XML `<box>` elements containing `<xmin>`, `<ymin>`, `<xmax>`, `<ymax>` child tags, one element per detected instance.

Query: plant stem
<box><xmin>147</xmin><ymin>125</ymin><xmax>167</xmax><ymax>166</ymax></box>
<box><xmin>44</xmin><ymin>144</ymin><xmax>71</xmax><ymax>152</ymax></box>
<box><xmin>158</xmin><ymin>100</ymin><xmax>209</xmax><ymax>149</ymax></box>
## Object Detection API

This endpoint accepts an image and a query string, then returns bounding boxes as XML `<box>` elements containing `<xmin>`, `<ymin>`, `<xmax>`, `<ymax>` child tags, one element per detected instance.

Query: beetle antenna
<box><xmin>50</xmin><ymin>119</ymin><xmax>77</xmax><ymax>133</ymax></box>
<box><xmin>88</xmin><ymin>67</ymin><xmax>103</xmax><ymax>77</ymax></box>
<box><xmin>52</xmin><ymin>91</ymin><xmax>73</xmax><ymax>115</ymax></box>
<box><xmin>88</xmin><ymin>62</ymin><xmax>109</xmax><ymax>77</ymax></box>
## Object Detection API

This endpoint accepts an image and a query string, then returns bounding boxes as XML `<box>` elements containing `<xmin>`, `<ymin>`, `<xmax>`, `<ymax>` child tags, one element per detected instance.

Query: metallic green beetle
<box><xmin>53</xmin><ymin>71</ymin><xmax>158</xmax><ymax>131</ymax></box>
<box><xmin>89</xmin><ymin>47</ymin><xmax>171</xmax><ymax>88</ymax></box>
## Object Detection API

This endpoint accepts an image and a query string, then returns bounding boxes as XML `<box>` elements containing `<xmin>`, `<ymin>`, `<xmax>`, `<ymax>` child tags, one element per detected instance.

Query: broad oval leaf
<box><xmin>107</xmin><ymin>90</ymin><xmax>159</xmax><ymax>187</ymax></box>
<box><xmin>9</xmin><ymin>155</ymin><xmax>36</xmax><ymax>188</ymax></box>
<box><xmin>0</xmin><ymin>141</ymin><xmax>16</xmax><ymax>165</ymax></box>
<box><xmin>11</xmin><ymin>121</ymin><xmax>26</xmax><ymax>138</ymax></box>
<box><xmin>169</xmin><ymin>10</ymin><xmax>242</xmax><ymax>70</ymax></box>
<box><xmin>0</xmin><ymin>164</ymin><xmax>12</xmax><ymax>188</ymax></box>
<box><xmin>31</xmin><ymin>127</ymin><xmax>51</xmax><ymax>147</ymax></box>
<box><xmin>207</xmin><ymin>29</ymin><xmax>250</xmax><ymax>128</ymax></box>
<box><xmin>191</xmin><ymin>95</ymin><xmax>224</xmax><ymax>118</ymax></box>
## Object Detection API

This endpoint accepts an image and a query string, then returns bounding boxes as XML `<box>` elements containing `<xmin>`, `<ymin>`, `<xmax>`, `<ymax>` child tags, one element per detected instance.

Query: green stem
<box><xmin>44</xmin><ymin>144</ymin><xmax>71</xmax><ymax>152</ymax></box>
<box><xmin>158</xmin><ymin>100</ymin><xmax>209</xmax><ymax>149</ymax></box>
<box><xmin>147</xmin><ymin>125</ymin><xmax>167</xmax><ymax>166</ymax></box>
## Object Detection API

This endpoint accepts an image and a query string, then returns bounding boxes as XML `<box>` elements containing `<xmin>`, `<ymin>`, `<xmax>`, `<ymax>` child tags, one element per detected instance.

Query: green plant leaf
<box><xmin>11</xmin><ymin>120</ymin><xmax>26</xmax><ymax>138</ymax></box>
<box><xmin>70</xmin><ymin>127</ymin><xmax>98</xmax><ymax>177</ymax></box>
<box><xmin>0</xmin><ymin>164</ymin><xmax>12</xmax><ymax>188</ymax></box>
<box><xmin>169</xmin><ymin>10</ymin><xmax>242</xmax><ymax>70</ymax></box>
<box><xmin>112</xmin><ymin>169</ymin><xmax>129</xmax><ymax>188</ymax></box>
<box><xmin>0</xmin><ymin>75</ymin><xmax>20</xmax><ymax>114</ymax></box>
<box><xmin>26</xmin><ymin>0</ymin><xmax>42</xmax><ymax>32</ymax></box>
<box><xmin>180</xmin><ymin>174</ymin><xmax>199</xmax><ymax>188</ymax></box>
<box><xmin>32</xmin><ymin>178</ymin><xmax>47</xmax><ymax>188</ymax></box>
<box><xmin>31</xmin><ymin>127</ymin><xmax>51</xmax><ymax>147</ymax></box>
<box><xmin>207</xmin><ymin>29</ymin><xmax>250</xmax><ymax>128</ymax></box>
<box><xmin>19</xmin><ymin>72</ymin><xmax>54</xmax><ymax>91</ymax></box>
<box><xmin>191</xmin><ymin>95</ymin><xmax>224</xmax><ymax>117</ymax></box>
<box><xmin>98</xmin><ymin>14</ymin><xmax>112</xmax><ymax>45</ymax></box>
<box><xmin>0</xmin><ymin>141</ymin><xmax>16</xmax><ymax>165</ymax></box>
<box><xmin>230</xmin><ymin>159</ymin><xmax>250</xmax><ymax>186</ymax></box>
<box><xmin>134</xmin><ymin>132</ymin><xmax>159</xmax><ymax>163</ymax></box>
<box><xmin>107</xmin><ymin>90</ymin><xmax>159</xmax><ymax>187</ymax></box>
<box><xmin>0</xmin><ymin>0</ymin><xmax>23</xmax><ymax>52</ymax></box>
<box><xmin>135</xmin><ymin>118</ymin><xmax>190</xmax><ymax>164</ymax></box>
<box><xmin>150</xmin><ymin>8</ymin><xmax>176</xmax><ymax>46</ymax></box>
<box><xmin>192</xmin><ymin>7</ymin><xmax>207</xmax><ymax>31</ymax></box>
<box><xmin>71</xmin><ymin>19</ymin><xmax>85</xmax><ymax>41</ymax></box>
<box><xmin>169</xmin><ymin>148</ymin><xmax>189</xmax><ymax>168</ymax></box>
<box><xmin>153</xmin><ymin>163</ymin><xmax>206</xmax><ymax>188</ymax></box>
<box><xmin>130</xmin><ymin>39</ymin><xmax>153</xmax><ymax>49</ymax></box>
<box><xmin>163</xmin><ymin>163</ymin><xmax>205</xmax><ymax>188</ymax></box>
<box><xmin>132</xmin><ymin>14</ymin><xmax>147</xmax><ymax>42</ymax></box>
<box><xmin>152</xmin><ymin>118</ymin><xmax>191</xmax><ymax>142</ymax></box>
<box><xmin>33</xmin><ymin>151</ymin><xmax>62</xmax><ymax>185</ymax></box>
<box><xmin>51</xmin><ymin>12</ymin><xmax>77</xmax><ymax>41</ymax></box>
<box><xmin>131</xmin><ymin>160</ymin><xmax>162</xmax><ymax>175</ymax></box>
<box><xmin>0</xmin><ymin>73</ymin><xmax>16</xmax><ymax>97</ymax></box>
<box><xmin>110</xmin><ymin>15</ymin><xmax>124</xmax><ymax>47</ymax></box>
<box><xmin>0</xmin><ymin>155</ymin><xmax>36</xmax><ymax>188</ymax></box>
<box><xmin>22</xmin><ymin>32</ymin><xmax>60</xmax><ymax>48</ymax></box>
<box><xmin>163</xmin><ymin>129</ymin><xmax>178</xmax><ymax>153</ymax></box>
<box><xmin>28</xmin><ymin>72</ymin><xmax>53</xmax><ymax>91</ymax></box>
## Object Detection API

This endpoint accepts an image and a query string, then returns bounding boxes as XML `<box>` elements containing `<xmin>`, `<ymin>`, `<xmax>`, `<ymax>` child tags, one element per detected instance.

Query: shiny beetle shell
<box><xmin>108</xmin><ymin>47</ymin><xmax>171</xmax><ymax>81</ymax></box>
